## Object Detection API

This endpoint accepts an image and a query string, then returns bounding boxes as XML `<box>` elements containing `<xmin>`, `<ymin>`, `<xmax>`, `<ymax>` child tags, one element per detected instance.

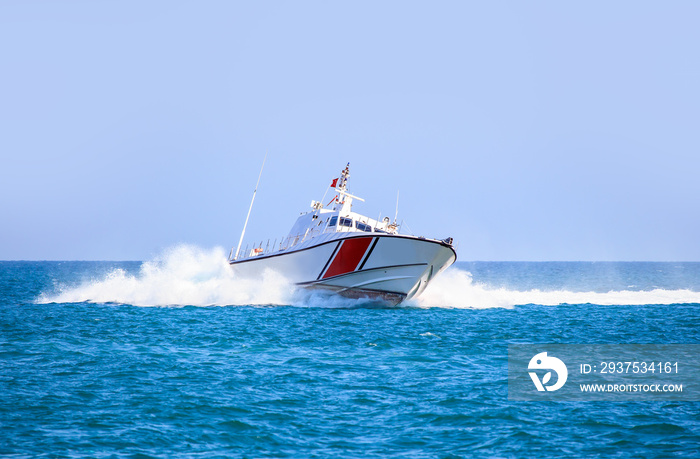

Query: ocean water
<box><xmin>1</xmin><ymin>246</ymin><xmax>699</xmax><ymax>458</ymax></box>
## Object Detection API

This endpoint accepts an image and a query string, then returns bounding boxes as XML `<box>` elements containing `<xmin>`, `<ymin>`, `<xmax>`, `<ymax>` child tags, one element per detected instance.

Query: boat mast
<box><xmin>332</xmin><ymin>163</ymin><xmax>364</xmax><ymax>213</ymax></box>
<box><xmin>234</xmin><ymin>153</ymin><xmax>267</xmax><ymax>260</ymax></box>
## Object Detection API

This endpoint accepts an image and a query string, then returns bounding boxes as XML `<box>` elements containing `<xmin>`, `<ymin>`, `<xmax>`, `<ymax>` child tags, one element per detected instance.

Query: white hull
<box><xmin>230</xmin><ymin>232</ymin><xmax>456</xmax><ymax>305</ymax></box>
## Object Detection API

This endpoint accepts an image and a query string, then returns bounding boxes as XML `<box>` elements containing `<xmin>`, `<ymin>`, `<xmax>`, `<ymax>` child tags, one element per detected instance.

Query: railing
<box><xmin>230</xmin><ymin>224</ymin><xmax>331</xmax><ymax>262</ymax></box>
<box><xmin>229</xmin><ymin>220</ymin><xmax>404</xmax><ymax>262</ymax></box>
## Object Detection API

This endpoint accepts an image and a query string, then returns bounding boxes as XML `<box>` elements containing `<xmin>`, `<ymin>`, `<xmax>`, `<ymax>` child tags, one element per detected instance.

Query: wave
<box><xmin>37</xmin><ymin>245</ymin><xmax>700</xmax><ymax>308</ymax></box>
<box><xmin>412</xmin><ymin>268</ymin><xmax>700</xmax><ymax>309</ymax></box>
<box><xmin>37</xmin><ymin>245</ymin><xmax>296</xmax><ymax>306</ymax></box>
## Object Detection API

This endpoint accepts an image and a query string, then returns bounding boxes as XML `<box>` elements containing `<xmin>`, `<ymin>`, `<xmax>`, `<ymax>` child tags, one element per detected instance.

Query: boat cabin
<box><xmin>285</xmin><ymin>163</ymin><xmax>398</xmax><ymax>241</ymax></box>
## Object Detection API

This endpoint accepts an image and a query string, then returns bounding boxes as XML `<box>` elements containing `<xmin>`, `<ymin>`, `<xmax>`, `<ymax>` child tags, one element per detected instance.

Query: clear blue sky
<box><xmin>1</xmin><ymin>1</ymin><xmax>698</xmax><ymax>261</ymax></box>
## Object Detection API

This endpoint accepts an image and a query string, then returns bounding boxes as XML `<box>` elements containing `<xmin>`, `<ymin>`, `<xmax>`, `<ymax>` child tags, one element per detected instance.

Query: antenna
<box><xmin>234</xmin><ymin>152</ymin><xmax>267</xmax><ymax>260</ymax></box>
<box><xmin>394</xmin><ymin>189</ymin><xmax>399</xmax><ymax>223</ymax></box>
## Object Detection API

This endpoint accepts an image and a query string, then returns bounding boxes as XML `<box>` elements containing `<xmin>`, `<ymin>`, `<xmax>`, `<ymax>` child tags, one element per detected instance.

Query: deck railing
<box><xmin>229</xmin><ymin>220</ymin><xmax>403</xmax><ymax>262</ymax></box>
<box><xmin>230</xmin><ymin>224</ymin><xmax>331</xmax><ymax>262</ymax></box>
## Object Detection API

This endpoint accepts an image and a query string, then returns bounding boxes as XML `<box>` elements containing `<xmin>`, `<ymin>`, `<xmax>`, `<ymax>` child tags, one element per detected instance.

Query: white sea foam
<box><xmin>412</xmin><ymin>267</ymin><xmax>700</xmax><ymax>309</ymax></box>
<box><xmin>38</xmin><ymin>245</ymin><xmax>295</xmax><ymax>306</ymax></box>
<box><xmin>37</xmin><ymin>245</ymin><xmax>700</xmax><ymax>308</ymax></box>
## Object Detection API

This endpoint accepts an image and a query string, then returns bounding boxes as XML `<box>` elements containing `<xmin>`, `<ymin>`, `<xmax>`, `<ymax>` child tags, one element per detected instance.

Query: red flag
<box><xmin>330</xmin><ymin>178</ymin><xmax>338</xmax><ymax>188</ymax></box>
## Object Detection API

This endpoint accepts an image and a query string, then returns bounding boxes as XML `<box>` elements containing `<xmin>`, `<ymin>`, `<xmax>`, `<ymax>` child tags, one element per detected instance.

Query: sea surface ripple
<box><xmin>1</xmin><ymin>257</ymin><xmax>699</xmax><ymax>457</ymax></box>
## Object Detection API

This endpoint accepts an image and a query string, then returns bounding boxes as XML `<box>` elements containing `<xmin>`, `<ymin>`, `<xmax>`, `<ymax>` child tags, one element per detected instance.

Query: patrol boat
<box><xmin>228</xmin><ymin>163</ymin><xmax>456</xmax><ymax>305</ymax></box>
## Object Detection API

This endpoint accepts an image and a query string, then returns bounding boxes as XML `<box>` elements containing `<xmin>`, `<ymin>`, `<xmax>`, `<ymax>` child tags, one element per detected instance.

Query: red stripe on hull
<box><xmin>322</xmin><ymin>237</ymin><xmax>373</xmax><ymax>279</ymax></box>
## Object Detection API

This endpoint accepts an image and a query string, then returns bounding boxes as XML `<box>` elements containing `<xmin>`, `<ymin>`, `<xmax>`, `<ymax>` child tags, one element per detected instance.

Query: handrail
<box><xmin>231</xmin><ymin>228</ymin><xmax>322</xmax><ymax>261</ymax></box>
<box><xmin>231</xmin><ymin>220</ymin><xmax>395</xmax><ymax>262</ymax></box>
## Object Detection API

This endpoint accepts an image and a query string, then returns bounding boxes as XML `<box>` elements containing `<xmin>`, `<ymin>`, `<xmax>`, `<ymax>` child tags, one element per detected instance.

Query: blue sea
<box><xmin>2</xmin><ymin>246</ymin><xmax>699</xmax><ymax>458</ymax></box>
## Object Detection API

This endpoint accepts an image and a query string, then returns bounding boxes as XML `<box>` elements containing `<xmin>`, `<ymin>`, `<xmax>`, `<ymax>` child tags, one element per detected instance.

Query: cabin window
<box><xmin>374</xmin><ymin>228</ymin><xmax>387</xmax><ymax>233</ymax></box>
<box><xmin>356</xmin><ymin>221</ymin><xmax>372</xmax><ymax>232</ymax></box>
<box><xmin>328</xmin><ymin>216</ymin><xmax>338</xmax><ymax>227</ymax></box>
<box><xmin>339</xmin><ymin>217</ymin><xmax>353</xmax><ymax>227</ymax></box>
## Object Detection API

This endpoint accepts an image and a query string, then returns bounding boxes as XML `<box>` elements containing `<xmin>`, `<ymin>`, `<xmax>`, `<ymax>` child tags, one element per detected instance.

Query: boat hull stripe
<box><xmin>317</xmin><ymin>241</ymin><xmax>342</xmax><ymax>280</ymax></box>
<box><xmin>322</xmin><ymin>236</ymin><xmax>374</xmax><ymax>279</ymax></box>
<box><xmin>357</xmin><ymin>237</ymin><xmax>379</xmax><ymax>271</ymax></box>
